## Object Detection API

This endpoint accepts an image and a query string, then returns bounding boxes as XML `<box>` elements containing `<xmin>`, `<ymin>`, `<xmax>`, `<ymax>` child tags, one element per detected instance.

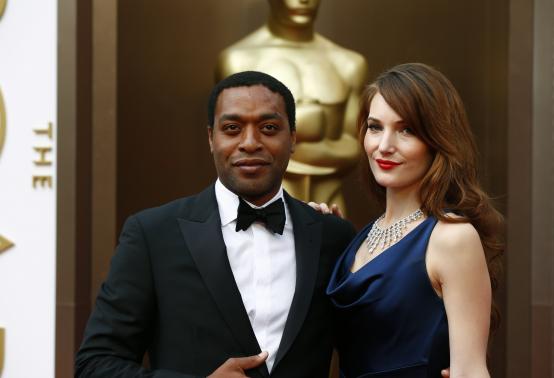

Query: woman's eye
<box><xmin>400</xmin><ymin>127</ymin><xmax>414</xmax><ymax>135</ymax></box>
<box><xmin>367</xmin><ymin>123</ymin><xmax>382</xmax><ymax>132</ymax></box>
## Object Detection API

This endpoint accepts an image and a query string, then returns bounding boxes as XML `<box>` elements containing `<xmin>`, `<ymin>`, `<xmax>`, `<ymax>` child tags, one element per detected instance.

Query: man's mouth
<box><xmin>233</xmin><ymin>159</ymin><xmax>270</xmax><ymax>173</ymax></box>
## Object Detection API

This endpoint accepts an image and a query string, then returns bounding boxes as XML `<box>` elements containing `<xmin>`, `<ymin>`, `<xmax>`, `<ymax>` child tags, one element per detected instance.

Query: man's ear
<box><xmin>290</xmin><ymin>130</ymin><xmax>296</xmax><ymax>153</ymax></box>
<box><xmin>207</xmin><ymin>126</ymin><xmax>214</xmax><ymax>153</ymax></box>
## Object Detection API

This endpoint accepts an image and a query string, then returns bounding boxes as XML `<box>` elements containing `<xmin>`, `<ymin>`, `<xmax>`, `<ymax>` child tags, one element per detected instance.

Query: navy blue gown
<box><xmin>327</xmin><ymin>216</ymin><xmax>449</xmax><ymax>378</ymax></box>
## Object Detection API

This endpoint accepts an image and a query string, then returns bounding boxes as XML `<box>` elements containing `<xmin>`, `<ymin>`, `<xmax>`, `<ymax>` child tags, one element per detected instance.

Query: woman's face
<box><xmin>364</xmin><ymin>92</ymin><xmax>433</xmax><ymax>193</ymax></box>
<box><xmin>268</xmin><ymin>0</ymin><xmax>321</xmax><ymax>26</ymax></box>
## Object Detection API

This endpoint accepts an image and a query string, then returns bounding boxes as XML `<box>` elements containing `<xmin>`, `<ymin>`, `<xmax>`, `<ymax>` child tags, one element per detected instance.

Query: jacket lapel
<box><xmin>177</xmin><ymin>186</ymin><xmax>269</xmax><ymax>377</ymax></box>
<box><xmin>273</xmin><ymin>193</ymin><xmax>322</xmax><ymax>368</ymax></box>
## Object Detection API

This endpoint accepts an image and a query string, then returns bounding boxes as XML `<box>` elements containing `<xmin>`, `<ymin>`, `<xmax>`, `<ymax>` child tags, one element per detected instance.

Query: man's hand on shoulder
<box><xmin>207</xmin><ymin>352</ymin><xmax>268</xmax><ymax>378</ymax></box>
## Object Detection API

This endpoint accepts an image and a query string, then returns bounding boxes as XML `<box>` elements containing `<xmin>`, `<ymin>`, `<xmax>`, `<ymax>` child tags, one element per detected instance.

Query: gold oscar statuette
<box><xmin>216</xmin><ymin>0</ymin><xmax>368</xmax><ymax>213</ymax></box>
<box><xmin>0</xmin><ymin>88</ymin><xmax>15</xmax><ymax>253</ymax></box>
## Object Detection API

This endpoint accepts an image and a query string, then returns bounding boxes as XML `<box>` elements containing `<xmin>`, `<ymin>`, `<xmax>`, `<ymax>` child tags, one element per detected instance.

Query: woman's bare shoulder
<box><xmin>427</xmin><ymin>214</ymin><xmax>487</xmax><ymax>288</ymax></box>
<box><xmin>432</xmin><ymin>214</ymin><xmax>480</xmax><ymax>247</ymax></box>
<box><xmin>428</xmin><ymin>214</ymin><xmax>484</xmax><ymax>267</ymax></box>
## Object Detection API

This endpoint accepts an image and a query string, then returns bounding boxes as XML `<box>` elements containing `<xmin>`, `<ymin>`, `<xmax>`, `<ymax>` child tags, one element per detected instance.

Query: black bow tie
<box><xmin>235</xmin><ymin>197</ymin><xmax>286</xmax><ymax>235</ymax></box>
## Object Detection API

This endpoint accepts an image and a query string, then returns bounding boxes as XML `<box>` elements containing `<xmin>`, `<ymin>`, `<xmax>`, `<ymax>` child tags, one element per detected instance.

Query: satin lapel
<box><xmin>177</xmin><ymin>186</ymin><xmax>268</xmax><ymax>377</ymax></box>
<box><xmin>273</xmin><ymin>193</ymin><xmax>322</xmax><ymax>368</ymax></box>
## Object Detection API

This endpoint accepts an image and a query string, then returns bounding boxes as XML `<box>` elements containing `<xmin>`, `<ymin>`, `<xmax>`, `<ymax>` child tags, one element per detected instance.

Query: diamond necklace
<box><xmin>365</xmin><ymin>209</ymin><xmax>424</xmax><ymax>255</ymax></box>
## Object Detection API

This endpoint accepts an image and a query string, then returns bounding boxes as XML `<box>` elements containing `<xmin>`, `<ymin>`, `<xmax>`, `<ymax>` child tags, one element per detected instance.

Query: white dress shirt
<box><xmin>215</xmin><ymin>179</ymin><xmax>296</xmax><ymax>372</ymax></box>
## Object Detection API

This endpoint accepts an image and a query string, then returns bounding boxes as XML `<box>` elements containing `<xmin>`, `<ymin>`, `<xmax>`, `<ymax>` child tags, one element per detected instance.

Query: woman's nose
<box><xmin>378</xmin><ymin>131</ymin><xmax>396</xmax><ymax>154</ymax></box>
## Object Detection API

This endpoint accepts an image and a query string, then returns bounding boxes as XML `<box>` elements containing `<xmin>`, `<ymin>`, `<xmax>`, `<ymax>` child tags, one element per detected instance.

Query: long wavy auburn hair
<box><xmin>357</xmin><ymin>63</ymin><xmax>504</xmax><ymax>333</ymax></box>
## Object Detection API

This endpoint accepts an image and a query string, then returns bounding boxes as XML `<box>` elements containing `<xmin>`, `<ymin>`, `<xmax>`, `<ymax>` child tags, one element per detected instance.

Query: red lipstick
<box><xmin>376</xmin><ymin>159</ymin><xmax>401</xmax><ymax>170</ymax></box>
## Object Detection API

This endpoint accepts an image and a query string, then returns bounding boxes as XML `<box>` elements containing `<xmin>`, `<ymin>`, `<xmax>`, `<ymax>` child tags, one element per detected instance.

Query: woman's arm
<box><xmin>427</xmin><ymin>221</ymin><xmax>491</xmax><ymax>378</ymax></box>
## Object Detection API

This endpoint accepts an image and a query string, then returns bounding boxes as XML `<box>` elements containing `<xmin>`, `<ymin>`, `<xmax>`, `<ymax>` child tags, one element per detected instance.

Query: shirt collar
<box><xmin>215</xmin><ymin>179</ymin><xmax>287</xmax><ymax>227</ymax></box>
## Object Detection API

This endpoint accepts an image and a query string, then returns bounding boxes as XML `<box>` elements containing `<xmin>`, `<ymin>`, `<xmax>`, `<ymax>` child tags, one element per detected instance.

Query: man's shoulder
<box><xmin>320</xmin><ymin>212</ymin><xmax>357</xmax><ymax>239</ymax></box>
<box><xmin>130</xmin><ymin>186</ymin><xmax>215</xmax><ymax>226</ymax></box>
<box><xmin>286</xmin><ymin>195</ymin><xmax>356</xmax><ymax>235</ymax></box>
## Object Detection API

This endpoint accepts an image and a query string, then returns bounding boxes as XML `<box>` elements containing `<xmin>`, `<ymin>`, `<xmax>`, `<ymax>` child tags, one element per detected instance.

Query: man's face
<box><xmin>208</xmin><ymin>85</ymin><xmax>296</xmax><ymax>206</ymax></box>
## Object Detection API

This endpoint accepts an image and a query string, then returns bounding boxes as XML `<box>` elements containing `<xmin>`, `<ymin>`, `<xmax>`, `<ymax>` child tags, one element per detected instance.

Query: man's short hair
<box><xmin>207</xmin><ymin>71</ymin><xmax>296</xmax><ymax>130</ymax></box>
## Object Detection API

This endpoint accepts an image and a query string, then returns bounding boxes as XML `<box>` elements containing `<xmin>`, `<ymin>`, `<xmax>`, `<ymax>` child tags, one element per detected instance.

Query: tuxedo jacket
<box><xmin>75</xmin><ymin>185</ymin><xmax>356</xmax><ymax>378</ymax></box>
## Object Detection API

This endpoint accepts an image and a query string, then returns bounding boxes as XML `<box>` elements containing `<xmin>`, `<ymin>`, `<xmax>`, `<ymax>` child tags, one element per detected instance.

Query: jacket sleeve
<box><xmin>74</xmin><ymin>215</ymin><xmax>202</xmax><ymax>378</ymax></box>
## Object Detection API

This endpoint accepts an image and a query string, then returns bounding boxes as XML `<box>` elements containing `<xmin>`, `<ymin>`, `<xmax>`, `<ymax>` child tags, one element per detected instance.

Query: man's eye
<box><xmin>223</xmin><ymin>124</ymin><xmax>240</xmax><ymax>131</ymax></box>
<box><xmin>262</xmin><ymin>124</ymin><xmax>278</xmax><ymax>131</ymax></box>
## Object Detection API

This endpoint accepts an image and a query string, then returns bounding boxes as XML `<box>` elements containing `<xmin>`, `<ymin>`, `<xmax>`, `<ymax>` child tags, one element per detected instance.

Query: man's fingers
<box><xmin>441</xmin><ymin>368</ymin><xmax>450</xmax><ymax>377</ymax></box>
<box><xmin>234</xmin><ymin>351</ymin><xmax>268</xmax><ymax>370</ymax></box>
<box><xmin>207</xmin><ymin>353</ymin><xmax>267</xmax><ymax>378</ymax></box>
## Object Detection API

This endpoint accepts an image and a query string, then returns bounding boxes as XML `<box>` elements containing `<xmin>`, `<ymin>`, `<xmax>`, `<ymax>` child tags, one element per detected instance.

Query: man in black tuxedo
<box><xmin>75</xmin><ymin>71</ymin><xmax>356</xmax><ymax>377</ymax></box>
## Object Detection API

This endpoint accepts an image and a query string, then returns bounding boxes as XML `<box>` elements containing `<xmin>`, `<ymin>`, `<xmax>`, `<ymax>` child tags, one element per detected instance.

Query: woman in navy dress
<box><xmin>320</xmin><ymin>63</ymin><xmax>503</xmax><ymax>377</ymax></box>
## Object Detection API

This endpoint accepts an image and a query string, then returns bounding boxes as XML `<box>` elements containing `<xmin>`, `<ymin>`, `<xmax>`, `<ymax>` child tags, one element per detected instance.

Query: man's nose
<box><xmin>239</xmin><ymin>126</ymin><xmax>262</xmax><ymax>152</ymax></box>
